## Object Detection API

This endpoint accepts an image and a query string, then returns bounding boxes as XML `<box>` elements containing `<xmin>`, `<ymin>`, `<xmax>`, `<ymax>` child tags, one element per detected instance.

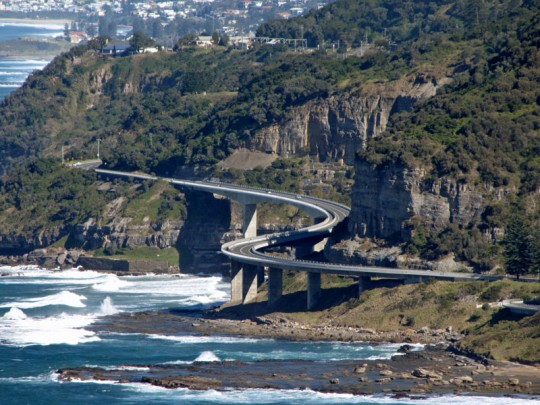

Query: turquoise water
<box><xmin>0</xmin><ymin>265</ymin><xmax>538</xmax><ymax>404</ymax></box>
<box><xmin>0</xmin><ymin>21</ymin><xmax>62</xmax><ymax>100</ymax></box>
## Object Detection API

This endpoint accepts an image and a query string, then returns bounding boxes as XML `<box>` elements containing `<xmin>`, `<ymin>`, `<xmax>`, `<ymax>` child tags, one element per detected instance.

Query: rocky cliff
<box><xmin>248</xmin><ymin>75</ymin><xmax>447</xmax><ymax>164</ymax></box>
<box><xmin>325</xmin><ymin>159</ymin><xmax>493</xmax><ymax>270</ymax></box>
<box><xmin>347</xmin><ymin>161</ymin><xmax>485</xmax><ymax>242</ymax></box>
<box><xmin>0</xmin><ymin>225</ymin><xmax>68</xmax><ymax>255</ymax></box>
<box><xmin>73</xmin><ymin>217</ymin><xmax>183</xmax><ymax>251</ymax></box>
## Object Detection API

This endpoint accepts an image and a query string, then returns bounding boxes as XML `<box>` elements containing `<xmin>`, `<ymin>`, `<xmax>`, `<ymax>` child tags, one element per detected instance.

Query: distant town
<box><xmin>0</xmin><ymin>0</ymin><xmax>331</xmax><ymax>43</ymax></box>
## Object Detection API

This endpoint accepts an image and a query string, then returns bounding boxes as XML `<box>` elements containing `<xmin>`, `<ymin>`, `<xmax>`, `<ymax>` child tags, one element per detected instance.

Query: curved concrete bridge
<box><xmin>95</xmin><ymin>169</ymin><xmax>504</xmax><ymax>309</ymax></box>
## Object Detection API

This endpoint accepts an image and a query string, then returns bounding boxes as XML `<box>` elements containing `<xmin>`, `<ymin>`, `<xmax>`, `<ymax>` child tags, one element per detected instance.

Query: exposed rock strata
<box><xmin>248</xmin><ymin>75</ymin><xmax>448</xmax><ymax>164</ymax></box>
<box><xmin>348</xmin><ymin>162</ymin><xmax>484</xmax><ymax>241</ymax></box>
<box><xmin>326</xmin><ymin>237</ymin><xmax>465</xmax><ymax>271</ymax></box>
<box><xmin>0</xmin><ymin>226</ymin><xmax>68</xmax><ymax>254</ymax></box>
<box><xmin>73</xmin><ymin>218</ymin><xmax>183</xmax><ymax>251</ymax></box>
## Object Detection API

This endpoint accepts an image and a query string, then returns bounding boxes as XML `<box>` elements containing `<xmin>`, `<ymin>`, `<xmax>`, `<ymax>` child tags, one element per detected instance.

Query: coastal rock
<box><xmin>452</xmin><ymin>376</ymin><xmax>474</xmax><ymax>385</ymax></box>
<box><xmin>247</xmin><ymin>75</ymin><xmax>447</xmax><ymax>164</ymax></box>
<box><xmin>412</xmin><ymin>368</ymin><xmax>443</xmax><ymax>380</ymax></box>
<box><xmin>348</xmin><ymin>162</ymin><xmax>484</xmax><ymax>242</ymax></box>
<box><xmin>0</xmin><ymin>225</ymin><xmax>68</xmax><ymax>254</ymax></box>
<box><xmin>73</xmin><ymin>218</ymin><xmax>183</xmax><ymax>251</ymax></box>
<box><xmin>508</xmin><ymin>378</ymin><xmax>520</xmax><ymax>386</ymax></box>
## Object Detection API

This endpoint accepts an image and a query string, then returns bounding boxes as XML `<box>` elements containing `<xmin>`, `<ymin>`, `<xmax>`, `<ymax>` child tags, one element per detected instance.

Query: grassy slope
<box><xmin>250</xmin><ymin>273</ymin><xmax>540</xmax><ymax>363</ymax></box>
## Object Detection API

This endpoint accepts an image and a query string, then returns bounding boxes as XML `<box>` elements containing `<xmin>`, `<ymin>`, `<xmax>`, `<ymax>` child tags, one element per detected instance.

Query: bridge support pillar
<box><xmin>268</xmin><ymin>267</ymin><xmax>283</xmax><ymax>307</ymax></box>
<box><xmin>307</xmin><ymin>272</ymin><xmax>321</xmax><ymax>310</ymax></box>
<box><xmin>230</xmin><ymin>262</ymin><xmax>259</xmax><ymax>304</ymax></box>
<box><xmin>257</xmin><ymin>266</ymin><xmax>265</xmax><ymax>287</ymax></box>
<box><xmin>403</xmin><ymin>276</ymin><xmax>423</xmax><ymax>285</ymax></box>
<box><xmin>358</xmin><ymin>276</ymin><xmax>370</xmax><ymax>296</ymax></box>
<box><xmin>243</xmin><ymin>204</ymin><xmax>257</xmax><ymax>238</ymax></box>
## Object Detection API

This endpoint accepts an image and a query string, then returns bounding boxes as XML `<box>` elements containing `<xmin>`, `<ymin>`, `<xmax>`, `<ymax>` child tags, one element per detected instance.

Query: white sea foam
<box><xmin>125</xmin><ymin>275</ymin><xmax>229</xmax><ymax>297</ymax></box>
<box><xmin>194</xmin><ymin>351</ymin><xmax>221</xmax><ymax>362</ymax></box>
<box><xmin>110</xmin><ymin>385</ymin><xmax>540</xmax><ymax>404</ymax></box>
<box><xmin>1</xmin><ymin>307</ymin><xmax>27</xmax><ymax>320</ymax></box>
<box><xmin>100</xmin><ymin>297</ymin><xmax>120</xmax><ymax>315</ymax></box>
<box><xmin>148</xmin><ymin>334</ymin><xmax>268</xmax><ymax>344</ymax></box>
<box><xmin>0</xmin><ymin>59</ymin><xmax>49</xmax><ymax>65</ymax></box>
<box><xmin>0</xmin><ymin>290</ymin><xmax>87</xmax><ymax>309</ymax></box>
<box><xmin>0</xmin><ymin>312</ymin><xmax>99</xmax><ymax>346</ymax></box>
<box><xmin>82</xmin><ymin>365</ymin><xmax>151</xmax><ymax>372</ymax></box>
<box><xmin>0</xmin><ymin>22</ymin><xmax>65</xmax><ymax>29</ymax></box>
<box><xmin>0</xmin><ymin>267</ymin><xmax>113</xmax><ymax>285</ymax></box>
<box><xmin>93</xmin><ymin>274</ymin><xmax>129</xmax><ymax>292</ymax></box>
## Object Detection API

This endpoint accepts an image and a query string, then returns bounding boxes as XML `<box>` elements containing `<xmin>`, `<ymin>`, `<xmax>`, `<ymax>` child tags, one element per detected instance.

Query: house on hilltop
<box><xmin>101</xmin><ymin>41</ymin><xmax>132</xmax><ymax>56</ymax></box>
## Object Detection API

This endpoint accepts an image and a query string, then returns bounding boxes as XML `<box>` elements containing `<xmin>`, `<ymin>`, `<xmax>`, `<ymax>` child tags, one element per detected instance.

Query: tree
<box><xmin>530</xmin><ymin>227</ymin><xmax>540</xmax><ymax>280</ymax></box>
<box><xmin>151</xmin><ymin>19</ymin><xmax>164</xmax><ymax>39</ymax></box>
<box><xmin>502</xmin><ymin>213</ymin><xmax>531</xmax><ymax>279</ymax></box>
<box><xmin>211</xmin><ymin>32</ymin><xmax>220</xmax><ymax>46</ymax></box>
<box><xmin>129</xmin><ymin>32</ymin><xmax>156</xmax><ymax>52</ymax></box>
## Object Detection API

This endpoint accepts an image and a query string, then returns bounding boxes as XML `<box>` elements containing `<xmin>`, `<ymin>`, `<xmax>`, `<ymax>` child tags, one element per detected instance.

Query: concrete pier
<box><xmin>242</xmin><ymin>204</ymin><xmax>257</xmax><ymax>238</ymax></box>
<box><xmin>358</xmin><ymin>276</ymin><xmax>370</xmax><ymax>296</ymax></box>
<box><xmin>307</xmin><ymin>272</ymin><xmax>321</xmax><ymax>310</ymax></box>
<box><xmin>268</xmin><ymin>267</ymin><xmax>283</xmax><ymax>307</ymax></box>
<box><xmin>230</xmin><ymin>262</ymin><xmax>259</xmax><ymax>303</ymax></box>
<box><xmin>404</xmin><ymin>276</ymin><xmax>426</xmax><ymax>285</ymax></box>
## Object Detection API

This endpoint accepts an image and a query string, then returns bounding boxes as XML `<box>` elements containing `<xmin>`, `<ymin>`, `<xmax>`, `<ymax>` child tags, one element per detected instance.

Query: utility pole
<box><xmin>97</xmin><ymin>138</ymin><xmax>101</xmax><ymax>159</ymax></box>
<box><xmin>61</xmin><ymin>145</ymin><xmax>65</xmax><ymax>164</ymax></box>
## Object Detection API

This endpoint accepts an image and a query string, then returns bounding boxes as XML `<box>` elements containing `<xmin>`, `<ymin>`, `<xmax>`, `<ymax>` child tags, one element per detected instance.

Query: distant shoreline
<box><xmin>0</xmin><ymin>17</ymin><xmax>72</xmax><ymax>25</ymax></box>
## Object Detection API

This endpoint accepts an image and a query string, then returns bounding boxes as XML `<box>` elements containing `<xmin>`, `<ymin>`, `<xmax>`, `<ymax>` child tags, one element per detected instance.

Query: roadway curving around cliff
<box><xmin>94</xmin><ymin>169</ymin><xmax>508</xmax><ymax>296</ymax></box>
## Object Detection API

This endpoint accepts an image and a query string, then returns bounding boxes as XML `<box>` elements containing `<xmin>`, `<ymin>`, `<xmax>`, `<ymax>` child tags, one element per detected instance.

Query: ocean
<box><xmin>0</xmin><ymin>265</ymin><xmax>537</xmax><ymax>404</ymax></box>
<box><xmin>0</xmin><ymin>21</ymin><xmax>63</xmax><ymax>100</ymax></box>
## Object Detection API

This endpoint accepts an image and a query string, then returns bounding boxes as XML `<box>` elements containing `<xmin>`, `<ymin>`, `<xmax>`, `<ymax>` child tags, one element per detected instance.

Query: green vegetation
<box><xmin>502</xmin><ymin>212</ymin><xmax>540</xmax><ymax>278</ymax></box>
<box><xmin>0</xmin><ymin>39</ymin><xmax>72</xmax><ymax>57</ymax></box>
<box><xmin>94</xmin><ymin>246</ymin><xmax>179</xmax><ymax>264</ymax></box>
<box><xmin>0</xmin><ymin>158</ymin><xmax>108</xmax><ymax>233</ymax></box>
<box><xmin>0</xmin><ymin>157</ymin><xmax>186</xmax><ymax>242</ymax></box>
<box><xmin>0</xmin><ymin>0</ymin><xmax>537</xmax><ymax>270</ymax></box>
<box><xmin>122</xmin><ymin>180</ymin><xmax>186</xmax><ymax>223</ymax></box>
<box><xmin>254</xmin><ymin>274</ymin><xmax>540</xmax><ymax>362</ymax></box>
<box><xmin>459</xmin><ymin>311</ymin><xmax>540</xmax><ymax>364</ymax></box>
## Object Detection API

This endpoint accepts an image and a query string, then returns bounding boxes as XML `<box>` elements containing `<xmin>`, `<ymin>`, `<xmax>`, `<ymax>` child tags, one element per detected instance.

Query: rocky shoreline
<box><xmin>76</xmin><ymin>310</ymin><xmax>540</xmax><ymax>397</ymax></box>
<box><xmin>0</xmin><ymin>248</ymin><xmax>178</xmax><ymax>275</ymax></box>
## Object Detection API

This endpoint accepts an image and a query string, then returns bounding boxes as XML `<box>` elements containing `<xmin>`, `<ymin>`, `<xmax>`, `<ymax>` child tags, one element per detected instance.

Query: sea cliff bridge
<box><xmin>92</xmin><ymin>167</ymin><xmax>507</xmax><ymax>309</ymax></box>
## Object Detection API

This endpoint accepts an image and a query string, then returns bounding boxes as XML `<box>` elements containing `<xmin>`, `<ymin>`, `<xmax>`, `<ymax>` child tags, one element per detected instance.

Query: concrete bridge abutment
<box><xmin>358</xmin><ymin>276</ymin><xmax>371</xmax><ymax>296</ymax></box>
<box><xmin>242</xmin><ymin>203</ymin><xmax>258</xmax><ymax>238</ymax></box>
<box><xmin>230</xmin><ymin>262</ymin><xmax>260</xmax><ymax>303</ymax></box>
<box><xmin>268</xmin><ymin>267</ymin><xmax>283</xmax><ymax>307</ymax></box>
<box><xmin>307</xmin><ymin>272</ymin><xmax>321</xmax><ymax>310</ymax></box>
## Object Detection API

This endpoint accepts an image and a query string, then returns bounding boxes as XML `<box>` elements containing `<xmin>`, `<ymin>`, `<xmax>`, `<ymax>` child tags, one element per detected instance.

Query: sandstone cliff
<box><xmin>348</xmin><ymin>162</ymin><xmax>485</xmax><ymax>242</ymax></box>
<box><xmin>73</xmin><ymin>217</ymin><xmax>183</xmax><ymax>251</ymax></box>
<box><xmin>248</xmin><ymin>75</ymin><xmax>447</xmax><ymax>164</ymax></box>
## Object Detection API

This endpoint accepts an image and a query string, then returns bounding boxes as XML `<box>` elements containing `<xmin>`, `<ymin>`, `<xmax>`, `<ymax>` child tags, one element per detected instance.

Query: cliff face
<box><xmin>0</xmin><ymin>226</ymin><xmax>68</xmax><ymax>254</ymax></box>
<box><xmin>348</xmin><ymin>161</ymin><xmax>485</xmax><ymax>241</ymax></box>
<box><xmin>73</xmin><ymin>218</ymin><xmax>183</xmax><ymax>251</ymax></box>
<box><xmin>248</xmin><ymin>75</ymin><xmax>446</xmax><ymax>164</ymax></box>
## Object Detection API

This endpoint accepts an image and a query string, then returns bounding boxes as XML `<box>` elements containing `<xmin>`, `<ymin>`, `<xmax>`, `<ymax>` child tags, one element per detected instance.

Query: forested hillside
<box><xmin>0</xmin><ymin>0</ymin><xmax>538</xmax><ymax>274</ymax></box>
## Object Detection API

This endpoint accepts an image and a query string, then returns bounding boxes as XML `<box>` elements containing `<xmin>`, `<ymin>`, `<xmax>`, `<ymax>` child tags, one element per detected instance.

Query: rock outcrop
<box><xmin>73</xmin><ymin>218</ymin><xmax>183</xmax><ymax>251</ymax></box>
<box><xmin>248</xmin><ymin>75</ymin><xmax>448</xmax><ymax>164</ymax></box>
<box><xmin>348</xmin><ymin>161</ymin><xmax>484</xmax><ymax>241</ymax></box>
<box><xmin>0</xmin><ymin>226</ymin><xmax>68</xmax><ymax>254</ymax></box>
